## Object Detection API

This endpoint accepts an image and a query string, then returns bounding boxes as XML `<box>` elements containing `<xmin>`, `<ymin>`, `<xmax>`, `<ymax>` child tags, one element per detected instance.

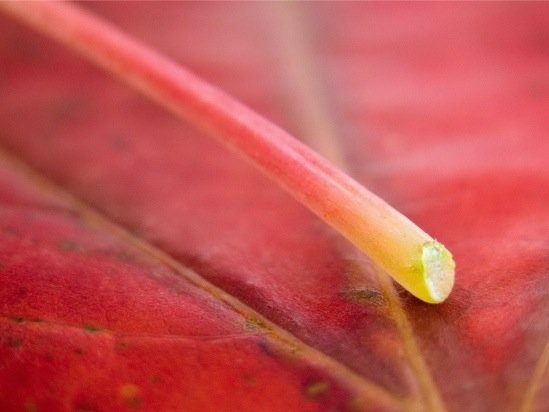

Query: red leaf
<box><xmin>0</xmin><ymin>2</ymin><xmax>548</xmax><ymax>411</ymax></box>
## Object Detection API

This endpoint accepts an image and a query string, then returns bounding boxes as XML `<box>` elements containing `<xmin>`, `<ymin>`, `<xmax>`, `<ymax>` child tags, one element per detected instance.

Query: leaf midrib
<box><xmin>0</xmin><ymin>147</ymin><xmax>405</xmax><ymax>411</ymax></box>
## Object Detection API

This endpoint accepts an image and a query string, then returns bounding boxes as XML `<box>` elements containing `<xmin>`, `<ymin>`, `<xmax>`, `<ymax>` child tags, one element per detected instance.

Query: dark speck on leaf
<box><xmin>305</xmin><ymin>381</ymin><xmax>330</xmax><ymax>398</ymax></box>
<box><xmin>111</xmin><ymin>135</ymin><xmax>130</xmax><ymax>151</ymax></box>
<box><xmin>120</xmin><ymin>384</ymin><xmax>141</xmax><ymax>409</ymax></box>
<box><xmin>82</xmin><ymin>324</ymin><xmax>102</xmax><ymax>333</ymax></box>
<box><xmin>24</xmin><ymin>401</ymin><xmax>37</xmax><ymax>412</ymax></box>
<box><xmin>245</xmin><ymin>318</ymin><xmax>266</xmax><ymax>331</ymax></box>
<box><xmin>57</xmin><ymin>239</ymin><xmax>80</xmax><ymax>251</ymax></box>
<box><xmin>2</xmin><ymin>225</ymin><xmax>19</xmax><ymax>236</ymax></box>
<box><xmin>243</xmin><ymin>373</ymin><xmax>256</xmax><ymax>386</ymax></box>
<box><xmin>258</xmin><ymin>339</ymin><xmax>272</xmax><ymax>356</ymax></box>
<box><xmin>7</xmin><ymin>337</ymin><xmax>23</xmax><ymax>348</ymax></box>
<box><xmin>344</xmin><ymin>288</ymin><xmax>386</xmax><ymax>306</ymax></box>
<box><xmin>111</xmin><ymin>250</ymin><xmax>135</xmax><ymax>263</ymax></box>
<box><xmin>116</xmin><ymin>340</ymin><xmax>129</xmax><ymax>349</ymax></box>
<box><xmin>74</xmin><ymin>401</ymin><xmax>94</xmax><ymax>412</ymax></box>
<box><xmin>53</xmin><ymin>97</ymin><xmax>88</xmax><ymax>121</ymax></box>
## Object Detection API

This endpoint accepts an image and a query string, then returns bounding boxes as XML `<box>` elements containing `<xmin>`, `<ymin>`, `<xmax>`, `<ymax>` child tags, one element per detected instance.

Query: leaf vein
<box><xmin>0</xmin><ymin>147</ymin><xmax>404</xmax><ymax>411</ymax></box>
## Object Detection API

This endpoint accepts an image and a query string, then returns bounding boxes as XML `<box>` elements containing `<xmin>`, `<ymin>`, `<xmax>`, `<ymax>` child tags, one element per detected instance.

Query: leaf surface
<box><xmin>0</xmin><ymin>2</ymin><xmax>548</xmax><ymax>411</ymax></box>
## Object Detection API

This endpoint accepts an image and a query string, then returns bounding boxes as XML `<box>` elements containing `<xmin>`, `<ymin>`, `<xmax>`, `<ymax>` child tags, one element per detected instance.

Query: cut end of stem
<box><xmin>421</xmin><ymin>241</ymin><xmax>455</xmax><ymax>303</ymax></box>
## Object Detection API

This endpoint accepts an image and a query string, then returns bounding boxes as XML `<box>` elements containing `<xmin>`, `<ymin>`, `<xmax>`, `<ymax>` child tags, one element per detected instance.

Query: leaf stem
<box><xmin>0</xmin><ymin>1</ymin><xmax>455</xmax><ymax>303</ymax></box>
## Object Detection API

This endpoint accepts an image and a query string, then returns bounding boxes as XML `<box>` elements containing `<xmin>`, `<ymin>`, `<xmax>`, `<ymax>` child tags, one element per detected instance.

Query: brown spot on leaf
<box><xmin>57</xmin><ymin>239</ymin><xmax>80</xmax><ymax>251</ymax></box>
<box><xmin>245</xmin><ymin>317</ymin><xmax>266</xmax><ymax>330</ymax></box>
<box><xmin>304</xmin><ymin>381</ymin><xmax>330</xmax><ymax>398</ymax></box>
<box><xmin>344</xmin><ymin>288</ymin><xmax>386</xmax><ymax>307</ymax></box>
<box><xmin>7</xmin><ymin>338</ymin><xmax>22</xmax><ymax>348</ymax></box>
<box><xmin>24</xmin><ymin>401</ymin><xmax>37</xmax><ymax>412</ymax></box>
<box><xmin>2</xmin><ymin>225</ymin><xmax>19</xmax><ymax>236</ymax></box>
<box><xmin>119</xmin><ymin>384</ymin><xmax>141</xmax><ymax>409</ymax></box>
<box><xmin>243</xmin><ymin>373</ymin><xmax>256</xmax><ymax>386</ymax></box>
<box><xmin>73</xmin><ymin>399</ymin><xmax>94</xmax><ymax>412</ymax></box>
<box><xmin>347</xmin><ymin>397</ymin><xmax>366</xmax><ymax>411</ymax></box>
<box><xmin>82</xmin><ymin>324</ymin><xmax>102</xmax><ymax>333</ymax></box>
<box><xmin>53</xmin><ymin>97</ymin><xmax>89</xmax><ymax>121</ymax></box>
<box><xmin>113</xmin><ymin>250</ymin><xmax>135</xmax><ymax>262</ymax></box>
<box><xmin>116</xmin><ymin>340</ymin><xmax>129</xmax><ymax>350</ymax></box>
<box><xmin>111</xmin><ymin>134</ymin><xmax>130</xmax><ymax>151</ymax></box>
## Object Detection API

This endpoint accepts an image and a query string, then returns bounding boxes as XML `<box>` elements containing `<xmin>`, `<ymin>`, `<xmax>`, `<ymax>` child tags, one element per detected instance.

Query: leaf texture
<box><xmin>0</xmin><ymin>2</ymin><xmax>548</xmax><ymax>411</ymax></box>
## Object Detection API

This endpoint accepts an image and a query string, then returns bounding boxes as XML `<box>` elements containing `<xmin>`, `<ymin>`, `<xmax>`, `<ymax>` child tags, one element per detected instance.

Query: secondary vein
<box><xmin>267</xmin><ymin>3</ymin><xmax>447</xmax><ymax>411</ymax></box>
